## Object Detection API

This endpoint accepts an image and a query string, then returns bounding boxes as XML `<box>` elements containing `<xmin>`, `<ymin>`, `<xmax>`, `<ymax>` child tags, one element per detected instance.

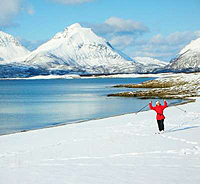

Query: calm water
<box><xmin>0</xmin><ymin>78</ymin><xmax>181</xmax><ymax>135</ymax></box>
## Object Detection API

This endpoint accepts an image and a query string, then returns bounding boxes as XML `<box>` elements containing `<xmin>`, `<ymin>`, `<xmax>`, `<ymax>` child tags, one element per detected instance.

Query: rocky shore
<box><xmin>108</xmin><ymin>73</ymin><xmax>200</xmax><ymax>100</ymax></box>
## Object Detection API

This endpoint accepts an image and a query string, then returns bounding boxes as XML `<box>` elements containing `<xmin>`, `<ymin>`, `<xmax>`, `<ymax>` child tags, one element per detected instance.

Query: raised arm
<box><xmin>163</xmin><ymin>100</ymin><xmax>168</xmax><ymax>109</ymax></box>
<box><xmin>149</xmin><ymin>101</ymin><xmax>155</xmax><ymax>110</ymax></box>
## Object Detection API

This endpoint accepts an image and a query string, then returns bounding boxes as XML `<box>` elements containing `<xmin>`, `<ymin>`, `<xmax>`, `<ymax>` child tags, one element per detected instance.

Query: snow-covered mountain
<box><xmin>165</xmin><ymin>38</ymin><xmax>200</xmax><ymax>72</ymax></box>
<box><xmin>0</xmin><ymin>31</ymin><xmax>30</xmax><ymax>61</ymax></box>
<box><xmin>17</xmin><ymin>23</ymin><xmax>141</xmax><ymax>75</ymax></box>
<box><xmin>0</xmin><ymin>24</ymin><xmax>172</xmax><ymax>78</ymax></box>
<box><xmin>133</xmin><ymin>57</ymin><xmax>167</xmax><ymax>73</ymax></box>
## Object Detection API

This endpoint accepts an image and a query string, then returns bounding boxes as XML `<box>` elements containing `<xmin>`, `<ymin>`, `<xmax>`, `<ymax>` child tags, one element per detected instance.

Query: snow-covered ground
<box><xmin>0</xmin><ymin>97</ymin><xmax>200</xmax><ymax>184</ymax></box>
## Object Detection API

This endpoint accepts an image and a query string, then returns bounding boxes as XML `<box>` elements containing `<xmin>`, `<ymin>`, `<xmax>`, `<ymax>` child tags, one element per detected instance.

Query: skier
<box><xmin>149</xmin><ymin>100</ymin><xmax>168</xmax><ymax>133</ymax></box>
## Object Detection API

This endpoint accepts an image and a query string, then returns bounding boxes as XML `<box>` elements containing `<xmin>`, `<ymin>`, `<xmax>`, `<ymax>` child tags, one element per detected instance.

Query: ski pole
<box><xmin>169</xmin><ymin>104</ymin><xmax>187</xmax><ymax>113</ymax></box>
<box><xmin>168</xmin><ymin>102</ymin><xmax>187</xmax><ymax>113</ymax></box>
<box><xmin>173</xmin><ymin>106</ymin><xmax>187</xmax><ymax>113</ymax></box>
<box><xmin>135</xmin><ymin>104</ymin><xmax>149</xmax><ymax>114</ymax></box>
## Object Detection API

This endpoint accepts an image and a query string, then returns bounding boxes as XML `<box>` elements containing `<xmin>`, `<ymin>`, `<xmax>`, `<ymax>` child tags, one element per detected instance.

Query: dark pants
<box><xmin>157</xmin><ymin>119</ymin><xmax>164</xmax><ymax>131</ymax></box>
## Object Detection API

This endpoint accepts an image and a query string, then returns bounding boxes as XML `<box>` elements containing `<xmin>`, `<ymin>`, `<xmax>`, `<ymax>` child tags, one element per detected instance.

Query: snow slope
<box><xmin>0</xmin><ymin>31</ymin><xmax>30</xmax><ymax>61</ymax></box>
<box><xmin>180</xmin><ymin>38</ymin><xmax>200</xmax><ymax>55</ymax></box>
<box><xmin>134</xmin><ymin>56</ymin><xmax>167</xmax><ymax>72</ymax></box>
<box><xmin>20</xmin><ymin>23</ymin><xmax>141</xmax><ymax>74</ymax></box>
<box><xmin>166</xmin><ymin>38</ymin><xmax>200</xmax><ymax>72</ymax></box>
<box><xmin>0</xmin><ymin>97</ymin><xmax>200</xmax><ymax>182</ymax></box>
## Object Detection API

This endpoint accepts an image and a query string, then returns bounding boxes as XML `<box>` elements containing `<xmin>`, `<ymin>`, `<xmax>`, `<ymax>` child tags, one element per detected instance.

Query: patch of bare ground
<box><xmin>108</xmin><ymin>75</ymin><xmax>200</xmax><ymax>100</ymax></box>
<box><xmin>113</xmin><ymin>81</ymin><xmax>187</xmax><ymax>88</ymax></box>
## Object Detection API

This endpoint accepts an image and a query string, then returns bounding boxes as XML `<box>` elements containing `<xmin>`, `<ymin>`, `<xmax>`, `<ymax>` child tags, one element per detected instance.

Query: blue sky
<box><xmin>0</xmin><ymin>0</ymin><xmax>200</xmax><ymax>61</ymax></box>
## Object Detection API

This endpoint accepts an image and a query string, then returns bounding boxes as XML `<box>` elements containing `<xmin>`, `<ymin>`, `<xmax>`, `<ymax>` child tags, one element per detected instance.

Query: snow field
<box><xmin>0</xmin><ymin>98</ymin><xmax>200</xmax><ymax>184</ymax></box>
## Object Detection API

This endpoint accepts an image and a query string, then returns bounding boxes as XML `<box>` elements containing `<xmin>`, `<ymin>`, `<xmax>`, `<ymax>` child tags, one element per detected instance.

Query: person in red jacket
<box><xmin>149</xmin><ymin>100</ymin><xmax>168</xmax><ymax>133</ymax></box>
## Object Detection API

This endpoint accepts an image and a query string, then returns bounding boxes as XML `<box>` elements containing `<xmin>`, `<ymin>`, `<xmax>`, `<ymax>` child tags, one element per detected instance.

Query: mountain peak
<box><xmin>49</xmin><ymin>23</ymin><xmax>106</xmax><ymax>47</ymax></box>
<box><xmin>67</xmin><ymin>23</ymin><xmax>82</xmax><ymax>30</ymax></box>
<box><xmin>0</xmin><ymin>31</ymin><xmax>22</xmax><ymax>47</ymax></box>
<box><xmin>180</xmin><ymin>37</ymin><xmax>200</xmax><ymax>54</ymax></box>
<box><xmin>53</xmin><ymin>23</ymin><xmax>85</xmax><ymax>39</ymax></box>
<box><xmin>0</xmin><ymin>31</ymin><xmax>30</xmax><ymax>61</ymax></box>
<box><xmin>165</xmin><ymin>37</ymin><xmax>200</xmax><ymax>72</ymax></box>
<box><xmin>21</xmin><ymin>23</ymin><xmax>140</xmax><ymax>75</ymax></box>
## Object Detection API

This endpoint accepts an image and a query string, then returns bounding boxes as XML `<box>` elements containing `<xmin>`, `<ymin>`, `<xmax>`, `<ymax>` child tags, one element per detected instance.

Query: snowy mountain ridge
<box><xmin>179</xmin><ymin>38</ymin><xmax>200</xmax><ymax>55</ymax></box>
<box><xmin>134</xmin><ymin>57</ymin><xmax>167</xmax><ymax>66</ymax></box>
<box><xmin>0</xmin><ymin>24</ymin><xmax>184</xmax><ymax>78</ymax></box>
<box><xmin>19</xmin><ymin>23</ymin><xmax>141</xmax><ymax>75</ymax></box>
<box><xmin>156</xmin><ymin>37</ymin><xmax>200</xmax><ymax>73</ymax></box>
<box><xmin>133</xmin><ymin>57</ymin><xmax>167</xmax><ymax>73</ymax></box>
<box><xmin>0</xmin><ymin>31</ymin><xmax>30</xmax><ymax>61</ymax></box>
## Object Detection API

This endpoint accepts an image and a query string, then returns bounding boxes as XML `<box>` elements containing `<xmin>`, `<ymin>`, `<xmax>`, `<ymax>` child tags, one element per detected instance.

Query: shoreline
<box><xmin>0</xmin><ymin>97</ymin><xmax>192</xmax><ymax>137</ymax></box>
<box><xmin>107</xmin><ymin>73</ymin><xmax>200</xmax><ymax>100</ymax></box>
<box><xmin>1</xmin><ymin>73</ymin><xmax>198</xmax><ymax>137</ymax></box>
<box><xmin>0</xmin><ymin>72</ymin><xmax>181</xmax><ymax>80</ymax></box>
<box><xmin>0</xmin><ymin>72</ymin><xmax>199</xmax><ymax>137</ymax></box>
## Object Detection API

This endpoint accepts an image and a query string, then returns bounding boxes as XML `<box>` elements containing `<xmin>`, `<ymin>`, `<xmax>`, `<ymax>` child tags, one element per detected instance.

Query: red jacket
<box><xmin>149</xmin><ymin>101</ymin><xmax>167</xmax><ymax>120</ymax></box>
